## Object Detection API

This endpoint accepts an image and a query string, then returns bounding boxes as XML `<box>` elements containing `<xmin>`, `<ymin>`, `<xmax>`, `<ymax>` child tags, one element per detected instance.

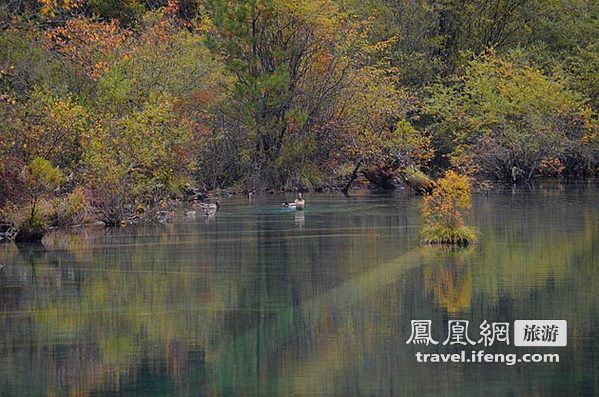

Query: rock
<box><xmin>15</xmin><ymin>225</ymin><xmax>45</xmax><ymax>243</ymax></box>
<box><xmin>13</xmin><ymin>218</ymin><xmax>45</xmax><ymax>243</ymax></box>
<box><xmin>183</xmin><ymin>186</ymin><xmax>208</xmax><ymax>202</ymax></box>
<box><xmin>0</xmin><ymin>220</ymin><xmax>18</xmax><ymax>242</ymax></box>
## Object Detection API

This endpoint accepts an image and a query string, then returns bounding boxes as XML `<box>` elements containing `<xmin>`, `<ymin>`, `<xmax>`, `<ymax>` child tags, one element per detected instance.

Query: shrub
<box><xmin>420</xmin><ymin>170</ymin><xmax>477</xmax><ymax>245</ymax></box>
<box><xmin>420</xmin><ymin>224</ymin><xmax>478</xmax><ymax>246</ymax></box>
<box><xmin>15</xmin><ymin>157</ymin><xmax>64</xmax><ymax>242</ymax></box>
<box><xmin>48</xmin><ymin>187</ymin><xmax>89</xmax><ymax>227</ymax></box>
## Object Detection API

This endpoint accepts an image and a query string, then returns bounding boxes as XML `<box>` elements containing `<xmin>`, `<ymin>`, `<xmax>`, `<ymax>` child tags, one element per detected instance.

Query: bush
<box><xmin>420</xmin><ymin>171</ymin><xmax>477</xmax><ymax>245</ymax></box>
<box><xmin>14</xmin><ymin>157</ymin><xmax>64</xmax><ymax>242</ymax></box>
<box><xmin>48</xmin><ymin>187</ymin><xmax>89</xmax><ymax>227</ymax></box>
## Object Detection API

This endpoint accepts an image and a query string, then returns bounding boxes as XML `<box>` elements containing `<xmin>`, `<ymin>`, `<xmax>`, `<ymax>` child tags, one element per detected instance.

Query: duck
<box><xmin>282</xmin><ymin>193</ymin><xmax>305</xmax><ymax>210</ymax></box>
<box><xmin>295</xmin><ymin>193</ymin><xmax>305</xmax><ymax>210</ymax></box>
<box><xmin>184</xmin><ymin>209</ymin><xmax>196</xmax><ymax>217</ymax></box>
<box><xmin>200</xmin><ymin>201</ymin><xmax>220</xmax><ymax>216</ymax></box>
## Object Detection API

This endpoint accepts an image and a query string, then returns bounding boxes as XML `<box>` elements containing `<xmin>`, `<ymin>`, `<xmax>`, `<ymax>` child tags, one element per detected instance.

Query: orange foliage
<box><xmin>46</xmin><ymin>17</ymin><xmax>129</xmax><ymax>80</ymax></box>
<box><xmin>164</xmin><ymin>0</ymin><xmax>180</xmax><ymax>15</ymax></box>
<box><xmin>190</xmin><ymin>90</ymin><xmax>215</xmax><ymax>108</ymax></box>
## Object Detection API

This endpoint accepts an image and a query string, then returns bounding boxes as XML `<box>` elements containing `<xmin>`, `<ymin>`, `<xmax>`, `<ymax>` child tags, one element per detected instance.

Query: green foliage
<box><xmin>335</xmin><ymin>66</ymin><xmax>421</xmax><ymax>191</ymax></box>
<box><xmin>420</xmin><ymin>224</ymin><xmax>478</xmax><ymax>246</ymax></box>
<box><xmin>37</xmin><ymin>0</ymin><xmax>145</xmax><ymax>25</ymax></box>
<box><xmin>87</xmin><ymin>0</ymin><xmax>145</xmax><ymax>25</ymax></box>
<box><xmin>560</xmin><ymin>44</ymin><xmax>599</xmax><ymax>112</ymax></box>
<box><xmin>426</xmin><ymin>50</ymin><xmax>596</xmax><ymax>179</ymax></box>
<box><xmin>25</xmin><ymin>157</ymin><xmax>65</xmax><ymax>203</ymax></box>
<box><xmin>528</xmin><ymin>0</ymin><xmax>598</xmax><ymax>54</ymax></box>
<box><xmin>1</xmin><ymin>87</ymin><xmax>89</xmax><ymax>168</ymax></box>
<box><xmin>97</xmin><ymin>15</ymin><xmax>229</xmax><ymax>112</ymax></box>
<box><xmin>0</xmin><ymin>26</ymin><xmax>75</xmax><ymax>97</ymax></box>
<box><xmin>14</xmin><ymin>157</ymin><xmax>65</xmax><ymax>241</ymax></box>
<box><xmin>394</xmin><ymin>120</ymin><xmax>434</xmax><ymax>167</ymax></box>
<box><xmin>403</xmin><ymin>167</ymin><xmax>434</xmax><ymax>194</ymax></box>
<box><xmin>204</xmin><ymin>0</ymin><xmax>389</xmax><ymax>188</ymax></box>
<box><xmin>83</xmin><ymin>92</ymin><xmax>195</xmax><ymax>224</ymax></box>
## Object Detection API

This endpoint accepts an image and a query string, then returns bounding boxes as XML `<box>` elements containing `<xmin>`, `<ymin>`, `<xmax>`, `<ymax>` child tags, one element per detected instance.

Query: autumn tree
<box><xmin>1</xmin><ymin>87</ymin><xmax>88</xmax><ymax>167</ymax></box>
<box><xmin>46</xmin><ymin>17</ymin><xmax>130</xmax><ymax>81</ymax></box>
<box><xmin>1</xmin><ymin>26</ymin><xmax>88</xmax><ymax>213</ymax></box>
<box><xmin>75</xmin><ymin>13</ymin><xmax>227</xmax><ymax>223</ymax></box>
<box><xmin>82</xmin><ymin>93</ymin><xmax>197</xmax><ymax>224</ymax></box>
<box><xmin>204</xmin><ymin>0</ymin><xmax>353</xmax><ymax>188</ymax></box>
<box><xmin>421</xmin><ymin>170</ymin><xmax>477</xmax><ymax>245</ymax></box>
<box><xmin>337</xmin><ymin>67</ymin><xmax>422</xmax><ymax>192</ymax></box>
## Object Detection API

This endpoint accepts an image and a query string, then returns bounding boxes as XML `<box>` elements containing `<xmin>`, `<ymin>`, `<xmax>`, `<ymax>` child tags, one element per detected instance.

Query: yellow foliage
<box><xmin>39</xmin><ymin>0</ymin><xmax>81</xmax><ymax>16</ymax></box>
<box><xmin>421</xmin><ymin>171</ymin><xmax>477</xmax><ymax>244</ymax></box>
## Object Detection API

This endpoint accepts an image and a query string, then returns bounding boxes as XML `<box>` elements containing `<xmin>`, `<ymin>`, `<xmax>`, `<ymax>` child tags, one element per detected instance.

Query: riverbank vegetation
<box><xmin>0</xmin><ymin>0</ymin><xmax>597</xmax><ymax>236</ymax></box>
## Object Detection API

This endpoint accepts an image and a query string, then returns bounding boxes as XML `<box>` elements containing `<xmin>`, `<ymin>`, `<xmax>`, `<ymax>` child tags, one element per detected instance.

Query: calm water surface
<box><xmin>1</xmin><ymin>182</ymin><xmax>598</xmax><ymax>396</ymax></box>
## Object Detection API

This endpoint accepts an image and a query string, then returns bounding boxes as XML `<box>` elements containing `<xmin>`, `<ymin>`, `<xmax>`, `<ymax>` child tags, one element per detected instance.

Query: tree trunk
<box><xmin>342</xmin><ymin>158</ymin><xmax>363</xmax><ymax>194</ymax></box>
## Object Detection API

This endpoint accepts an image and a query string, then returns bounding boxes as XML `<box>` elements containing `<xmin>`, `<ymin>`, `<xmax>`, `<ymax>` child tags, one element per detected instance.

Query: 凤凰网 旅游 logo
<box><xmin>406</xmin><ymin>320</ymin><xmax>567</xmax><ymax>347</ymax></box>
<box><xmin>513</xmin><ymin>320</ymin><xmax>567</xmax><ymax>346</ymax></box>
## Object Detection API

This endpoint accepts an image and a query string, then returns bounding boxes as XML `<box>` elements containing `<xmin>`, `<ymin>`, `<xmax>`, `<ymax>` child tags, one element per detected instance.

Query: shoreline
<box><xmin>1</xmin><ymin>178</ymin><xmax>596</xmax><ymax>245</ymax></box>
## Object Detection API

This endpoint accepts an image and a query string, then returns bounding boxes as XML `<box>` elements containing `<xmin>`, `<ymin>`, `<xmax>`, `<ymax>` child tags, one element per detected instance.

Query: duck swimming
<box><xmin>198</xmin><ymin>201</ymin><xmax>220</xmax><ymax>216</ymax></box>
<box><xmin>282</xmin><ymin>193</ymin><xmax>305</xmax><ymax>210</ymax></box>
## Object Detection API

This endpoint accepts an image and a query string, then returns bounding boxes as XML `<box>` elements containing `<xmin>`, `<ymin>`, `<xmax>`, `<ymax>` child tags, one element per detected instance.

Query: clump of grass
<box><xmin>420</xmin><ymin>224</ymin><xmax>478</xmax><ymax>245</ymax></box>
<box><xmin>403</xmin><ymin>166</ymin><xmax>434</xmax><ymax>194</ymax></box>
<box><xmin>420</xmin><ymin>170</ymin><xmax>478</xmax><ymax>246</ymax></box>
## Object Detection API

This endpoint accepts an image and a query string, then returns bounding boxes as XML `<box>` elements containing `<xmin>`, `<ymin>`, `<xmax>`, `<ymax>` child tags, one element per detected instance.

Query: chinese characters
<box><xmin>407</xmin><ymin>320</ymin><xmax>511</xmax><ymax>346</ymax></box>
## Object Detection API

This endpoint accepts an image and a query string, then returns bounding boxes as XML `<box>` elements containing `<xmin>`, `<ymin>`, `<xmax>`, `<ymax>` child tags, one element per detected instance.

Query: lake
<box><xmin>0</xmin><ymin>182</ymin><xmax>598</xmax><ymax>396</ymax></box>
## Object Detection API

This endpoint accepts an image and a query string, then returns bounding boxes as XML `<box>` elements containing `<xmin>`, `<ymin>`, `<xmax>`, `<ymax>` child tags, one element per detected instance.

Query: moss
<box><xmin>420</xmin><ymin>224</ymin><xmax>478</xmax><ymax>246</ymax></box>
<box><xmin>403</xmin><ymin>167</ymin><xmax>434</xmax><ymax>193</ymax></box>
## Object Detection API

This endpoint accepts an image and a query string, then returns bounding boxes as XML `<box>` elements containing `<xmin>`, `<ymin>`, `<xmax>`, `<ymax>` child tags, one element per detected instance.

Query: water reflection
<box><xmin>0</xmin><ymin>183</ymin><xmax>598</xmax><ymax>396</ymax></box>
<box><xmin>294</xmin><ymin>210</ymin><xmax>305</xmax><ymax>230</ymax></box>
<box><xmin>422</xmin><ymin>246</ymin><xmax>475</xmax><ymax>314</ymax></box>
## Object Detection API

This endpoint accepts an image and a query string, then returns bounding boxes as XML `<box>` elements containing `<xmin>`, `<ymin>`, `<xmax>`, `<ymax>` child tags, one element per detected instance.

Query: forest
<box><xmin>0</xmin><ymin>0</ymin><xmax>597</xmax><ymax>233</ymax></box>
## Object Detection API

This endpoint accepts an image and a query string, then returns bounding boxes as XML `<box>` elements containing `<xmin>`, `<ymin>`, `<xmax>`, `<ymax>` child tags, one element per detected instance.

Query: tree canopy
<box><xmin>0</xmin><ymin>0</ymin><xmax>597</xmax><ymax>226</ymax></box>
